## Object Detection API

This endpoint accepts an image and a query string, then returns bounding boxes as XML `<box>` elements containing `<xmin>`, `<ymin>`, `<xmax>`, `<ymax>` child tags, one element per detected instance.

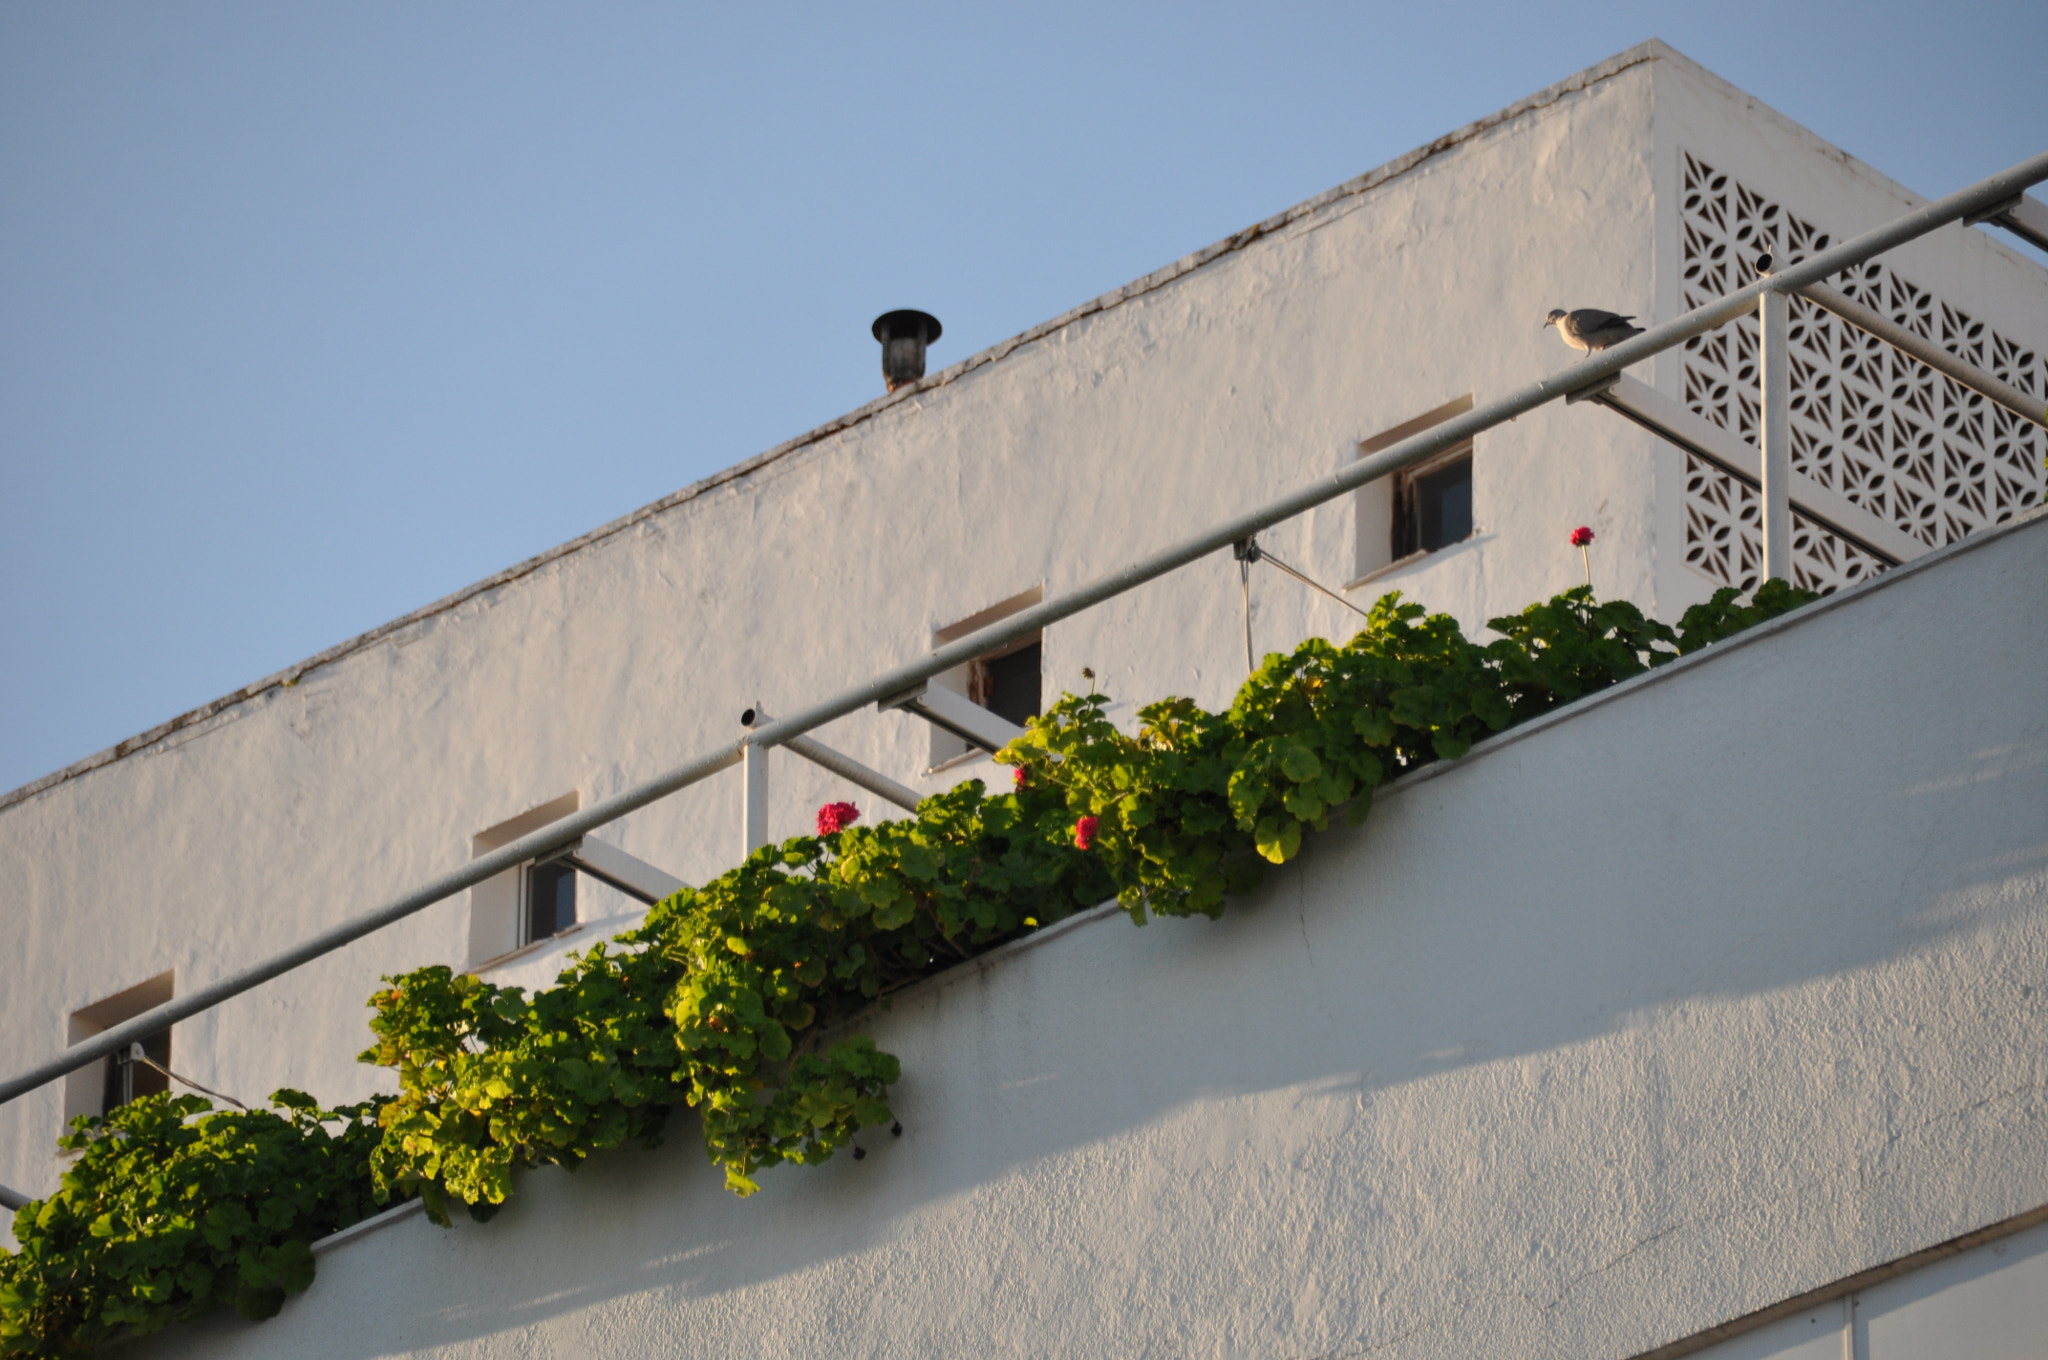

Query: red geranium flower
<box><xmin>816</xmin><ymin>801</ymin><xmax>860</xmax><ymax>836</ymax></box>
<box><xmin>1012</xmin><ymin>767</ymin><xmax>1027</xmax><ymax>790</ymax></box>
<box><xmin>1072</xmin><ymin>815</ymin><xmax>1099</xmax><ymax>850</ymax></box>
<box><xmin>1569</xmin><ymin>526</ymin><xmax>1595</xmax><ymax>547</ymax></box>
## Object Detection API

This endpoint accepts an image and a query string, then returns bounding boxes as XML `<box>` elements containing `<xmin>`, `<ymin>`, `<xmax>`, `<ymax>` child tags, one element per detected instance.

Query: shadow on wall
<box><xmin>138</xmin><ymin>523</ymin><xmax>2048</xmax><ymax>1358</ymax></box>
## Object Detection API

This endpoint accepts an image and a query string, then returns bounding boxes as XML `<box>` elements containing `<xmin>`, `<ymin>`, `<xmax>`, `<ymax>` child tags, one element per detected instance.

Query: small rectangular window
<box><xmin>66</xmin><ymin>971</ymin><xmax>175</xmax><ymax>1129</ymax></box>
<box><xmin>1353</xmin><ymin>394</ymin><xmax>1475</xmax><ymax>582</ymax></box>
<box><xmin>523</xmin><ymin>859</ymin><xmax>578</xmax><ymax>944</ymax></box>
<box><xmin>468</xmin><ymin>792</ymin><xmax>580</xmax><ymax>968</ymax></box>
<box><xmin>928</xmin><ymin>587</ymin><xmax>1044</xmax><ymax>769</ymax></box>
<box><xmin>971</xmin><ymin>638</ymin><xmax>1043</xmax><ymax>731</ymax></box>
<box><xmin>1393</xmin><ymin>452</ymin><xmax>1474</xmax><ymax>557</ymax></box>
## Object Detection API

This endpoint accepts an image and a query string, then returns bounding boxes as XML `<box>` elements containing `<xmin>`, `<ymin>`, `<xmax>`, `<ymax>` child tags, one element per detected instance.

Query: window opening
<box><xmin>926</xmin><ymin>587</ymin><xmax>1044</xmax><ymax>769</ymax></box>
<box><xmin>468</xmin><ymin>791</ymin><xmax>581</xmax><ymax>968</ymax></box>
<box><xmin>1352</xmin><ymin>394</ymin><xmax>1475</xmax><ymax>583</ymax></box>
<box><xmin>972</xmin><ymin>639</ymin><xmax>1043</xmax><ymax>730</ymax></box>
<box><xmin>65</xmin><ymin>971</ymin><xmax>175</xmax><ymax>1129</ymax></box>
<box><xmin>524</xmin><ymin>859</ymin><xmax>578</xmax><ymax>944</ymax></box>
<box><xmin>1394</xmin><ymin>452</ymin><xmax>1474</xmax><ymax>557</ymax></box>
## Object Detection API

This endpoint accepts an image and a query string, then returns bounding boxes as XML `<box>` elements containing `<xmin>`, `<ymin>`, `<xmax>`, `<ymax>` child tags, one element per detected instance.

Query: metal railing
<box><xmin>4</xmin><ymin>152</ymin><xmax>2045</xmax><ymax>1184</ymax></box>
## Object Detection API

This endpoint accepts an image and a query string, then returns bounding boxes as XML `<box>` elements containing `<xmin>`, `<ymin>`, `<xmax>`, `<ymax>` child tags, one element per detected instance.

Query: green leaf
<box><xmin>1278</xmin><ymin>742</ymin><xmax>1323</xmax><ymax>783</ymax></box>
<box><xmin>1281</xmin><ymin>787</ymin><xmax>1325</xmax><ymax>822</ymax></box>
<box><xmin>1432</xmin><ymin>731</ymin><xmax>1473</xmax><ymax>761</ymax></box>
<box><xmin>870</xmin><ymin>892</ymin><xmax>916</xmax><ymax>931</ymax></box>
<box><xmin>1253</xmin><ymin>817</ymin><xmax>1302</xmax><ymax>864</ymax></box>
<box><xmin>1353</xmin><ymin>708</ymin><xmax>1396</xmax><ymax>745</ymax></box>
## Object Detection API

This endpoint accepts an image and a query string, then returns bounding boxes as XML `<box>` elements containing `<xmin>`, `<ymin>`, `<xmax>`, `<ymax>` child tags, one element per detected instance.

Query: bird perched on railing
<box><xmin>1544</xmin><ymin>308</ymin><xmax>1645</xmax><ymax>356</ymax></box>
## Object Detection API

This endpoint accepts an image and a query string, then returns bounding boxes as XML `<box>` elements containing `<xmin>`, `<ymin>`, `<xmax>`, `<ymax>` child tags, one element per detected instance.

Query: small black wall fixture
<box><xmin>872</xmin><ymin>310</ymin><xmax>942</xmax><ymax>393</ymax></box>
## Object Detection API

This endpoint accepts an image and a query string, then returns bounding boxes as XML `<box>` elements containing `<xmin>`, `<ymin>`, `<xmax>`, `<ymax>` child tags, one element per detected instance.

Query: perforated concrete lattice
<box><xmin>1678</xmin><ymin>152</ymin><xmax>2046</xmax><ymax>593</ymax></box>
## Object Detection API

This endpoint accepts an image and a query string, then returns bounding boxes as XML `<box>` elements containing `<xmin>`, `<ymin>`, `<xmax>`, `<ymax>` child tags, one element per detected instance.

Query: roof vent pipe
<box><xmin>872</xmin><ymin>310</ymin><xmax>942</xmax><ymax>393</ymax></box>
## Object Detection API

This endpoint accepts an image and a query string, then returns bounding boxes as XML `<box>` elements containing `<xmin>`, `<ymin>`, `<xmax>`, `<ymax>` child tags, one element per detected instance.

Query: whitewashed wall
<box><xmin>118</xmin><ymin>498</ymin><xmax>2048</xmax><ymax>1360</ymax></box>
<box><xmin>1</xmin><ymin>44</ymin><xmax>1675</xmax><ymax>1202</ymax></box>
<box><xmin>5</xmin><ymin>46</ymin><xmax>2045</xmax><ymax>1345</ymax></box>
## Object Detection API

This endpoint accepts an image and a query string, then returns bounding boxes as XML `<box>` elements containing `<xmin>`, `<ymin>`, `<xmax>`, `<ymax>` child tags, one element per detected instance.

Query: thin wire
<box><xmin>1255</xmin><ymin>549</ymin><xmax>1372</xmax><ymax>620</ymax></box>
<box><xmin>126</xmin><ymin>1046</ymin><xmax>249</xmax><ymax>1111</ymax></box>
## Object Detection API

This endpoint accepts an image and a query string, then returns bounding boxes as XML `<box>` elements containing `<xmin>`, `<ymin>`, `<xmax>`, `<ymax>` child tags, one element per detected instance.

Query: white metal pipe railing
<box><xmin>882</xmin><ymin>682</ymin><xmax>1031</xmax><ymax>755</ymax></box>
<box><xmin>1580</xmin><ymin>373</ymin><xmax>1927</xmax><ymax>567</ymax></box>
<box><xmin>741</xmin><ymin>743</ymin><xmax>771</xmax><ymax>858</ymax></box>
<box><xmin>743</xmin><ymin>707</ymin><xmax>923</xmax><ymax>815</ymax></box>
<box><xmin>780</xmin><ymin>733</ymin><xmax>922</xmax><ymax>814</ymax></box>
<box><xmin>1796</xmin><ymin>280</ymin><xmax>2047</xmax><ymax>428</ymax></box>
<box><xmin>4</xmin><ymin>147</ymin><xmax>2045</xmax><ymax>1115</ymax></box>
<box><xmin>1974</xmin><ymin>192</ymin><xmax>2048</xmax><ymax>254</ymax></box>
<box><xmin>1759</xmin><ymin>282</ymin><xmax>1795</xmax><ymax>581</ymax></box>
<box><xmin>554</xmin><ymin>839</ymin><xmax>687</xmax><ymax>906</ymax></box>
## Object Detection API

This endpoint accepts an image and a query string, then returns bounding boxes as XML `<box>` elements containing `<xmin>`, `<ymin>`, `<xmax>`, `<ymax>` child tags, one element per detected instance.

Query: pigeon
<box><xmin>1544</xmin><ymin>308</ymin><xmax>1645</xmax><ymax>356</ymax></box>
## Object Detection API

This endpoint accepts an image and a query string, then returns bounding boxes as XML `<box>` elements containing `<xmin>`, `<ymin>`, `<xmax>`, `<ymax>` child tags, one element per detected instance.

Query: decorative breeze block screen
<box><xmin>1678</xmin><ymin>152</ymin><xmax>2046</xmax><ymax>593</ymax></box>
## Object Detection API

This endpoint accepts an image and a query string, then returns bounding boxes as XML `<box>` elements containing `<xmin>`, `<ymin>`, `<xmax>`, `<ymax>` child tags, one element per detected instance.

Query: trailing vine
<box><xmin>0</xmin><ymin>581</ymin><xmax>1813</xmax><ymax>1355</ymax></box>
<box><xmin>0</xmin><ymin>1095</ymin><xmax>386</xmax><ymax>1357</ymax></box>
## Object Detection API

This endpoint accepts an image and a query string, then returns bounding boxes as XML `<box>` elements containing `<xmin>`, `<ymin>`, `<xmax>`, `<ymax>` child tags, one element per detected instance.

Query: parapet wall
<box><xmin>127</xmin><ymin>510</ymin><xmax>2048</xmax><ymax>1358</ymax></box>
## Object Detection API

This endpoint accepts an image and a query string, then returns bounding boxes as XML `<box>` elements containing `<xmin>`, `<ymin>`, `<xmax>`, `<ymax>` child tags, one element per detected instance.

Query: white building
<box><xmin>4</xmin><ymin>40</ymin><xmax>2046</xmax><ymax>1357</ymax></box>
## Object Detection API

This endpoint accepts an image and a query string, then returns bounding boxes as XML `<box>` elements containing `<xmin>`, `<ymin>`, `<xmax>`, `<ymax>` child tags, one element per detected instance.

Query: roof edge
<box><xmin>0</xmin><ymin>40</ymin><xmax>1670</xmax><ymax>816</ymax></box>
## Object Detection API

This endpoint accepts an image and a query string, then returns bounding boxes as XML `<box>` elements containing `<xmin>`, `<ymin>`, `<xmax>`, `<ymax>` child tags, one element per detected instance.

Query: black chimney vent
<box><xmin>872</xmin><ymin>310</ymin><xmax>942</xmax><ymax>393</ymax></box>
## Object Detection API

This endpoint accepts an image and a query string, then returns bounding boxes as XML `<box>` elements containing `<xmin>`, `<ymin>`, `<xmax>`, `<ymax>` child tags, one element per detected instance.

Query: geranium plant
<box><xmin>0</xmin><ymin>578</ymin><xmax>1816</xmax><ymax>1357</ymax></box>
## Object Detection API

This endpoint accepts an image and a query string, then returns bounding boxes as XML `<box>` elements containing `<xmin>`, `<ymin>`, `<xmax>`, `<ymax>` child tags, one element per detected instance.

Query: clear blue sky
<box><xmin>3</xmin><ymin>1</ymin><xmax>2043</xmax><ymax>795</ymax></box>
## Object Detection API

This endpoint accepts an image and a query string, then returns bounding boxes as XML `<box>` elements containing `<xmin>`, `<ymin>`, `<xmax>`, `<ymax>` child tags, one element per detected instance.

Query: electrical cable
<box><xmin>1254</xmin><ymin>547</ymin><xmax>1372</xmax><ymax>620</ymax></box>
<box><xmin>123</xmin><ymin>1045</ymin><xmax>249</xmax><ymax>1111</ymax></box>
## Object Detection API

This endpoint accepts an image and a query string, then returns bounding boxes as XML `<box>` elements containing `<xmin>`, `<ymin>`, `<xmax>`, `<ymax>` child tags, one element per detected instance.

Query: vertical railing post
<box><xmin>742</xmin><ymin>729</ymin><xmax>770</xmax><ymax>858</ymax></box>
<box><xmin>1757</xmin><ymin>254</ymin><xmax>1794</xmax><ymax>584</ymax></box>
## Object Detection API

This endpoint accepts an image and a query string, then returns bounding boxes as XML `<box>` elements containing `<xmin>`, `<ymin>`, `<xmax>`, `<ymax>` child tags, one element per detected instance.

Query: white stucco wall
<box><xmin>6</xmin><ymin>45</ymin><xmax>2046</xmax><ymax>1351</ymax></box>
<box><xmin>3</xmin><ymin>43</ymin><xmax>1679</xmax><ymax>1199</ymax></box>
<box><xmin>118</xmin><ymin>499</ymin><xmax>2048</xmax><ymax>1360</ymax></box>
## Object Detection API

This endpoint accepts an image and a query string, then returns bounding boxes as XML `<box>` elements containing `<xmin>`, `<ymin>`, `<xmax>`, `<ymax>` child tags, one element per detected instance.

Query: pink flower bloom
<box><xmin>1072</xmin><ymin>815</ymin><xmax>1099</xmax><ymax>850</ymax></box>
<box><xmin>1012</xmin><ymin>767</ymin><xmax>1027</xmax><ymax>790</ymax></box>
<box><xmin>816</xmin><ymin>801</ymin><xmax>861</xmax><ymax>836</ymax></box>
<box><xmin>1569</xmin><ymin>525</ymin><xmax>1595</xmax><ymax>547</ymax></box>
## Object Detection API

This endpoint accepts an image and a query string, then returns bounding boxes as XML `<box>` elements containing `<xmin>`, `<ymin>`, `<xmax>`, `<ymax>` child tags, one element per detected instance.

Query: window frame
<box><xmin>521</xmin><ymin>857</ymin><xmax>579</xmax><ymax>947</ymax></box>
<box><xmin>1391</xmin><ymin>444</ymin><xmax>1475</xmax><ymax>561</ymax></box>
<box><xmin>467</xmin><ymin>793</ymin><xmax>582</xmax><ymax>970</ymax></box>
<box><xmin>65</xmin><ymin>971</ymin><xmax>176</xmax><ymax>1133</ymax></box>
<box><xmin>925</xmin><ymin>587</ymin><xmax>1045</xmax><ymax>771</ymax></box>
<box><xmin>1350</xmin><ymin>393</ymin><xmax>1477</xmax><ymax>586</ymax></box>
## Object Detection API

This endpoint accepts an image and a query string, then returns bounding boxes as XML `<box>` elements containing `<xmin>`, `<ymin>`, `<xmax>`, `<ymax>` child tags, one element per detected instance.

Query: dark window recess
<box><xmin>1394</xmin><ymin>454</ymin><xmax>1473</xmax><ymax>558</ymax></box>
<box><xmin>972</xmin><ymin>640</ymin><xmax>1042</xmax><ymax>729</ymax></box>
<box><xmin>525</xmin><ymin>861</ymin><xmax>577</xmax><ymax>944</ymax></box>
<box><xmin>102</xmin><ymin>1029</ymin><xmax>171</xmax><ymax>1112</ymax></box>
